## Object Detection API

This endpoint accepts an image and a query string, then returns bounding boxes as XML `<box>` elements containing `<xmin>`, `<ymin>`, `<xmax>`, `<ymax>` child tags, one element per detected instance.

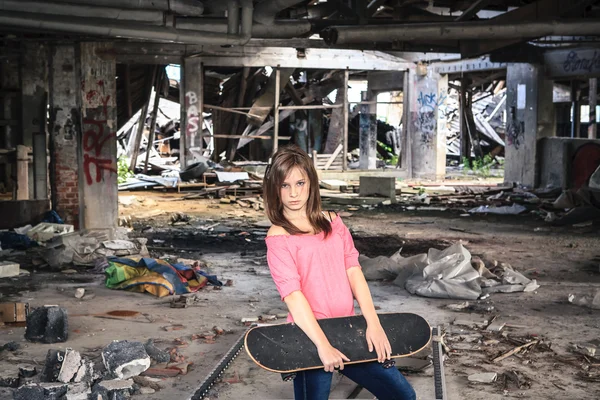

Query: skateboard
<box><xmin>244</xmin><ymin>312</ymin><xmax>431</xmax><ymax>374</ymax></box>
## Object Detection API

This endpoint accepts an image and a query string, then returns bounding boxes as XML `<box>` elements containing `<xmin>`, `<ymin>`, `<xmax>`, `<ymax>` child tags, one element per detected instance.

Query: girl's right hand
<box><xmin>317</xmin><ymin>343</ymin><xmax>350</xmax><ymax>372</ymax></box>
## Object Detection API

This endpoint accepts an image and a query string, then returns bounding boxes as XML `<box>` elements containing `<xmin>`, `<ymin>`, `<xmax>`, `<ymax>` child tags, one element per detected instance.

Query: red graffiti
<box><xmin>86</xmin><ymin>90</ymin><xmax>98</xmax><ymax>102</ymax></box>
<box><xmin>82</xmin><ymin>93</ymin><xmax>116</xmax><ymax>185</ymax></box>
<box><xmin>97</xmin><ymin>80</ymin><xmax>104</xmax><ymax>87</ymax></box>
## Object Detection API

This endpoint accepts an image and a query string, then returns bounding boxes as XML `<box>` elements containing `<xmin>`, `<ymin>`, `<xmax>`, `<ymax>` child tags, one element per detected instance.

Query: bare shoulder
<box><xmin>267</xmin><ymin>225</ymin><xmax>290</xmax><ymax>237</ymax></box>
<box><xmin>323</xmin><ymin>210</ymin><xmax>339</xmax><ymax>222</ymax></box>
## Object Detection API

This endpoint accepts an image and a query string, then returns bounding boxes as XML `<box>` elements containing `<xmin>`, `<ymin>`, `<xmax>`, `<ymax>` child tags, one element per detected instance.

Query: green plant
<box><xmin>462</xmin><ymin>157</ymin><xmax>471</xmax><ymax>170</ymax></box>
<box><xmin>463</xmin><ymin>155</ymin><xmax>495</xmax><ymax>177</ymax></box>
<box><xmin>417</xmin><ymin>187</ymin><xmax>426</xmax><ymax>195</ymax></box>
<box><xmin>117</xmin><ymin>158</ymin><xmax>133</xmax><ymax>184</ymax></box>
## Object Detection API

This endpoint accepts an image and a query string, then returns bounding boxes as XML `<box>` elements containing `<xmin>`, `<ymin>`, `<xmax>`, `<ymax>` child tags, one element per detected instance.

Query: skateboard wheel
<box><xmin>281</xmin><ymin>372</ymin><xmax>296</xmax><ymax>382</ymax></box>
<box><xmin>382</xmin><ymin>359</ymin><xmax>396</xmax><ymax>369</ymax></box>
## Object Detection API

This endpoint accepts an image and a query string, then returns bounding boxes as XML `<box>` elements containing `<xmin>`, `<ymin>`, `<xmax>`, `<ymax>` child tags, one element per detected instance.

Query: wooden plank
<box><xmin>342</xmin><ymin>69</ymin><xmax>349</xmax><ymax>171</ymax></box>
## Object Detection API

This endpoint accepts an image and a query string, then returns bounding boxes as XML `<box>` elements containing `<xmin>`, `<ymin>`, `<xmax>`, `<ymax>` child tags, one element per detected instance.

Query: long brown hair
<box><xmin>263</xmin><ymin>145</ymin><xmax>332</xmax><ymax>237</ymax></box>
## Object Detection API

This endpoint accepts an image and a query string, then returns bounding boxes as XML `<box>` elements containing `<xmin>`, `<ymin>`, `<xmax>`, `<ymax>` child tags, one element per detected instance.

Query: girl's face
<box><xmin>280</xmin><ymin>167</ymin><xmax>310</xmax><ymax>214</ymax></box>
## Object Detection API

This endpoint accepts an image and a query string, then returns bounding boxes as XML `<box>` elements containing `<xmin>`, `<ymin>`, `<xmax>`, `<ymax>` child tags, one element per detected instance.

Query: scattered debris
<box><xmin>144</xmin><ymin>340</ymin><xmax>171</xmax><ymax>364</ymax></box>
<box><xmin>568</xmin><ymin>290</ymin><xmax>600</xmax><ymax>310</ymax></box>
<box><xmin>0</xmin><ymin>260</ymin><xmax>20</xmax><ymax>278</ymax></box>
<box><xmin>468</xmin><ymin>372</ymin><xmax>497</xmax><ymax>383</ymax></box>
<box><xmin>492</xmin><ymin>340</ymin><xmax>540</xmax><ymax>363</ymax></box>
<box><xmin>25</xmin><ymin>306</ymin><xmax>69</xmax><ymax>344</ymax></box>
<box><xmin>102</xmin><ymin>341</ymin><xmax>151</xmax><ymax>380</ymax></box>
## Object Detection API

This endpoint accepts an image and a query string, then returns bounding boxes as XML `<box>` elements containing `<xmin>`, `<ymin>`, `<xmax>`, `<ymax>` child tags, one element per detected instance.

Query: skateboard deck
<box><xmin>245</xmin><ymin>312</ymin><xmax>431</xmax><ymax>373</ymax></box>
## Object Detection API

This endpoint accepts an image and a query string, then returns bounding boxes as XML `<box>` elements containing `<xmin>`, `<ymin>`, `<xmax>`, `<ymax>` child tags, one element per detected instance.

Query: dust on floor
<box><xmin>0</xmin><ymin>192</ymin><xmax>599</xmax><ymax>399</ymax></box>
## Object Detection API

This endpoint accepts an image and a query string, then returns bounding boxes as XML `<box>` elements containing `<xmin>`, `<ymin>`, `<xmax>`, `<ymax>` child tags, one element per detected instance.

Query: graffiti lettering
<box><xmin>82</xmin><ymin>90</ymin><xmax>116</xmax><ymax>185</ymax></box>
<box><xmin>415</xmin><ymin>111</ymin><xmax>436</xmax><ymax>144</ymax></box>
<box><xmin>185</xmin><ymin>91</ymin><xmax>201</xmax><ymax>150</ymax></box>
<box><xmin>417</xmin><ymin>90</ymin><xmax>447</xmax><ymax>112</ymax></box>
<box><xmin>414</xmin><ymin>89</ymin><xmax>447</xmax><ymax>144</ymax></box>
<box><xmin>563</xmin><ymin>50</ymin><xmax>600</xmax><ymax>74</ymax></box>
<box><xmin>506</xmin><ymin>120</ymin><xmax>524</xmax><ymax>150</ymax></box>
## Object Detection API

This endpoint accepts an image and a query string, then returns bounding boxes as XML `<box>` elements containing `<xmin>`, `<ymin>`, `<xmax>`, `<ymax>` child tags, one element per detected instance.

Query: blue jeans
<box><xmin>293</xmin><ymin>362</ymin><xmax>416</xmax><ymax>400</ymax></box>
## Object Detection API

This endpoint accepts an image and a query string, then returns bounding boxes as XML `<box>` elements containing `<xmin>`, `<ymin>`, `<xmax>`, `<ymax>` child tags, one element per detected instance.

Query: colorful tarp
<box><xmin>105</xmin><ymin>257</ymin><xmax>222</xmax><ymax>297</ymax></box>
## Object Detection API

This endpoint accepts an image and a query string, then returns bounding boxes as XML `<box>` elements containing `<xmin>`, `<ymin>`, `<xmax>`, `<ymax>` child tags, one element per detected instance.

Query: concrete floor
<box><xmin>1</xmin><ymin>192</ymin><xmax>599</xmax><ymax>399</ymax></box>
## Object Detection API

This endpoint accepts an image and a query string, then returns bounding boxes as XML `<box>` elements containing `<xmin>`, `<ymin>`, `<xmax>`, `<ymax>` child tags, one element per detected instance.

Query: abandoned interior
<box><xmin>1</xmin><ymin>0</ymin><xmax>600</xmax><ymax>399</ymax></box>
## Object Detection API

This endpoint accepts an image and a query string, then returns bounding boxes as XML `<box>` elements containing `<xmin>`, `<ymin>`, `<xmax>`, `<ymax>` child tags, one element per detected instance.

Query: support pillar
<box><xmin>21</xmin><ymin>43</ymin><xmax>49</xmax><ymax>200</ymax></box>
<box><xmin>408</xmin><ymin>69</ymin><xmax>447</xmax><ymax>179</ymax></box>
<box><xmin>571</xmin><ymin>80</ymin><xmax>580</xmax><ymax>138</ymax></box>
<box><xmin>49</xmin><ymin>44</ymin><xmax>81</xmax><ymax>227</ymax></box>
<box><xmin>79</xmin><ymin>42</ymin><xmax>117</xmax><ymax>234</ymax></box>
<box><xmin>589</xmin><ymin>77</ymin><xmax>597</xmax><ymax>139</ymax></box>
<box><xmin>359</xmin><ymin>91</ymin><xmax>377</xmax><ymax>170</ymax></box>
<box><xmin>182</xmin><ymin>57</ymin><xmax>203</xmax><ymax>167</ymax></box>
<box><xmin>505</xmin><ymin>63</ymin><xmax>555</xmax><ymax>188</ymax></box>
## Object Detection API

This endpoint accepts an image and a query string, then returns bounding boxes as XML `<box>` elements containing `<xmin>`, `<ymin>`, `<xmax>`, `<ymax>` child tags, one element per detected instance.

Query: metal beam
<box><xmin>195</xmin><ymin>47</ymin><xmax>412</xmax><ymax>70</ymax></box>
<box><xmin>455</xmin><ymin>0</ymin><xmax>493</xmax><ymax>21</ymax></box>
<box><xmin>323</xmin><ymin>19</ymin><xmax>600</xmax><ymax>45</ymax></box>
<box><xmin>432</xmin><ymin>56</ymin><xmax>506</xmax><ymax>74</ymax></box>
<box><xmin>461</xmin><ymin>0</ymin><xmax>600</xmax><ymax>57</ymax></box>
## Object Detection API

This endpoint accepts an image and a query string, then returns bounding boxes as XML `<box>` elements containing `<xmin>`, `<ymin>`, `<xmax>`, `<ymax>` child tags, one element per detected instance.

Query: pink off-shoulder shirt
<box><xmin>265</xmin><ymin>216</ymin><xmax>360</xmax><ymax>322</ymax></box>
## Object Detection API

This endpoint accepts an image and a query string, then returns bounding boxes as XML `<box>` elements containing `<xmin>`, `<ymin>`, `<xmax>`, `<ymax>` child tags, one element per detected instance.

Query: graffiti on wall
<box><xmin>82</xmin><ymin>89</ymin><xmax>116</xmax><ymax>185</ymax></box>
<box><xmin>562</xmin><ymin>50</ymin><xmax>600</xmax><ymax>74</ymax></box>
<box><xmin>506</xmin><ymin>119</ymin><xmax>524</xmax><ymax>150</ymax></box>
<box><xmin>185</xmin><ymin>91</ymin><xmax>201</xmax><ymax>155</ymax></box>
<box><xmin>414</xmin><ymin>89</ymin><xmax>447</xmax><ymax>144</ymax></box>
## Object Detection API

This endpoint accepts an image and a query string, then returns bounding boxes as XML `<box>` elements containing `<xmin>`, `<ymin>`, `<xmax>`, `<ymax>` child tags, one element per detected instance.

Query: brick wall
<box><xmin>50</xmin><ymin>44</ymin><xmax>80</xmax><ymax>228</ymax></box>
<box><xmin>54</xmin><ymin>153</ymin><xmax>79</xmax><ymax>228</ymax></box>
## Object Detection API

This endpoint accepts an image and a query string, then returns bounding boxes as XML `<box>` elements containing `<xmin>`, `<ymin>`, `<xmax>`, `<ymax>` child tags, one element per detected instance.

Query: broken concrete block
<box><xmin>41</xmin><ymin>350</ymin><xmax>65</xmax><ymax>382</ymax></box>
<box><xmin>0</xmin><ymin>374</ymin><xmax>19</xmax><ymax>388</ymax></box>
<box><xmin>65</xmin><ymin>382</ymin><xmax>91</xmax><ymax>400</ymax></box>
<box><xmin>74</xmin><ymin>288</ymin><xmax>85</xmax><ymax>299</ymax></box>
<box><xmin>485</xmin><ymin>320</ymin><xmax>506</xmax><ymax>332</ymax></box>
<box><xmin>57</xmin><ymin>349</ymin><xmax>82</xmax><ymax>383</ymax></box>
<box><xmin>0</xmin><ymin>261</ymin><xmax>19</xmax><ymax>278</ymax></box>
<box><xmin>19</xmin><ymin>366</ymin><xmax>37</xmax><ymax>378</ymax></box>
<box><xmin>139</xmin><ymin>387</ymin><xmax>155</xmax><ymax>395</ymax></box>
<box><xmin>91</xmin><ymin>379</ymin><xmax>134</xmax><ymax>400</ymax></box>
<box><xmin>74</xmin><ymin>359</ymin><xmax>95</xmax><ymax>383</ymax></box>
<box><xmin>102</xmin><ymin>341</ymin><xmax>150</xmax><ymax>379</ymax></box>
<box><xmin>25</xmin><ymin>306</ymin><xmax>69</xmax><ymax>344</ymax></box>
<box><xmin>468</xmin><ymin>372</ymin><xmax>497</xmax><ymax>383</ymax></box>
<box><xmin>13</xmin><ymin>384</ymin><xmax>45</xmax><ymax>400</ymax></box>
<box><xmin>144</xmin><ymin>339</ymin><xmax>170</xmax><ymax>363</ymax></box>
<box><xmin>359</xmin><ymin>176</ymin><xmax>397</xmax><ymax>203</ymax></box>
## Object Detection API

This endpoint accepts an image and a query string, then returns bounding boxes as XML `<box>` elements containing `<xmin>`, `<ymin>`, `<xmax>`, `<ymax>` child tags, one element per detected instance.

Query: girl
<box><xmin>263</xmin><ymin>145</ymin><xmax>416</xmax><ymax>400</ymax></box>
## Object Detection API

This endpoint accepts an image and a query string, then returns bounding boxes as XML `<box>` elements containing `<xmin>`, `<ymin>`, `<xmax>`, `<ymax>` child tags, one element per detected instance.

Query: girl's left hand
<box><xmin>366</xmin><ymin>324</ymin><xmax>392</xmax><ymax>363</ymax></box>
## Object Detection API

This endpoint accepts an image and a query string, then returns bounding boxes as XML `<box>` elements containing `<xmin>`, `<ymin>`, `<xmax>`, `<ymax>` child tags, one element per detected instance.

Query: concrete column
<box><xmin>408</xmin><ymin>69</ymin><xmax>447</xmax><ymax>179</ymax></box>
<box><xmin>49</xmin><ymin>44</ymin><xmax>81</xmax><ymax>227</ymax></box>
<box><xmin>359</xmin><ymin>91</ymin><xmax>377</xmax><ymax>170</ymax></box>
<box><xmin>505</xmin><ymin>63</ymin><xmax>555</xmax><ymax>188</ymax></box>
<box><xmin>182</xmin><ymin>57</ymin><xmax>203</xmax><ymax>167</ymax></box>
<box><xmin>589</xmin><ymin>78</ymin><xmax>597</xmax><ymax>139</ymax></box>
<box><xmin>21</xmin><ymin>43</ymin><xmax>49</xmax><ymax>200</ymax></box>
<box><xmin>1</xmin><ymin>59</ymin><xmax>20</xmax><ymax>196</ymax></box>
<box><xmin>79</xmin><ymin>42</ymin><xmax>118</xmax><ymax>234</ymax></box>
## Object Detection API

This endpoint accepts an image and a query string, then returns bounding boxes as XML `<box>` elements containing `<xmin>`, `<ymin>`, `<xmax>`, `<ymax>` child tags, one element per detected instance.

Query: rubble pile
<box><xmin>5</xmin><ymin>338</ymin><xmax>171</xmax><ymax>399</ymax></box>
